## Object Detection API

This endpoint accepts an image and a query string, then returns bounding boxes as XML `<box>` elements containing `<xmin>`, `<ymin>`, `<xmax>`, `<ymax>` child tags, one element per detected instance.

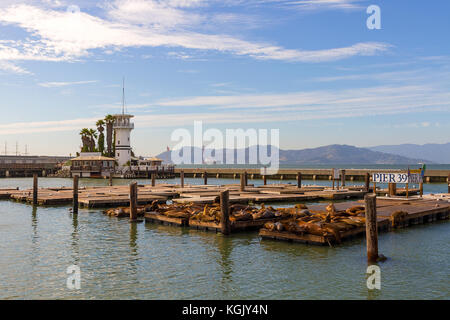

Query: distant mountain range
<box><xmin>369</xmin><ymin>143</ymin><xmax>450</xmax><ymax>164</ymax></box>
<box><xmin>156</xmin><ymin>144</ymin><xmax>432</xmax><ymax>165</ymax></box>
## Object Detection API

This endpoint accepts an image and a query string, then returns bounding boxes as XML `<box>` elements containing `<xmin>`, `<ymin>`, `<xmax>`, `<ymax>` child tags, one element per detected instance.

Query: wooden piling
<box><xmin>109</xmin><ymin>174</ymin><xmax>113</xmax><ymax>186</ymax></box>
<box><xmin>220</xmin><ymin>190</ymin><xmax>230</xmax><ymax>235</ymax></box>
<box><xmin>341</xmin><ymin>169</ymin><xmax>345</xmax><ymax>187</ymax></box>
<box><xmin>244</xmin><ymin>171</ymin><xmax>248</xmax><ymax>186</ymax></box>
<box><xmin>129</xmin><ymin>182</ymin><xmax>138</xmax><ymax>221</ymax></box>
<box><xmin>204</xmin><ymin>171</ymin><xmax>208</xmax><ymax>185</ymax></box>
<box><xmin>180</xmin><ymin>170</ymin><xmax>184</xmax><ymax>188</ymax></box>
<box><xmin>332</xmin><ymin>169</ymin><xmax>335</xmax><ymax>190</ymax></box>
<box><xmin>365</xmin><ymin>173</ymin><xmax>370</xmax><ymax>192</ymax></box>
<box><xmin>33</xmin><ymin>173</ymin><xmax>38</xmax><ymax>205</ymax></box>
<box><xmin>388</xmin><ymin>183</ymin><xmax>397</xmax><ymax>197</ymax></box>
<box><xmin>419</xmin><ymin>182</ymin><xmax>423</xmax><ymax>197</ymax></box>
<box><xmin>151</xmin><ymin>173</ymin><xmax>155</xmax><ymax>187</ymax></box>
<box><xmin>373</xmin><ymin>181</ymin><xmax>377</xmax><ymax>194</ymax></box>
<box><xmin>240</xmin><ymin>173</ymin><xmax>245</xmax><ymax>191</ymax></box>
<box><xmin>365</xmin><ymin>194</ymin><xmax>378</xmax><ymax>263</ymax></box>
<box><xmin>73</xmin><ymin>175</ymin><xmax>79</xmax><ymax>214</ymax></box>
<box><xmin>263</xmin><ymin>174</ymin><xmax>267</xmax><ymax>185</ymax></box>
<box><xmin>406</xmin><ymin>183</ymin><xmax>409</xmax><ymax>198</ymax></box>
<box><xmin>297</xmin><ymin>172</ymin><xmax>302</xmax><ymax>189</ymax></box>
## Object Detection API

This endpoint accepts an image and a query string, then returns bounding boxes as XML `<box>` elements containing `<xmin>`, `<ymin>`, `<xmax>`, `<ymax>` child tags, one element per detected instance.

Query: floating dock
<box><xmin>259</xmin><ymin>198</ymin><xmax>450</xmax><ymax>245</ymax></box>
<box><xmin>0</xmin><ymin>183</ymin><xmax>377</xmax><ymax>207</ymax></box>
<box><xmin>145</xmin><ymin>211</ymin><xmax>288</xmax><ymax>233</ymax></box>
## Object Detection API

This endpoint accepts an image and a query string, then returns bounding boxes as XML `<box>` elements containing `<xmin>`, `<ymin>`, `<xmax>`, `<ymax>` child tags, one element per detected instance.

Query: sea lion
<box><xmin>275</xmin><ymin>222</ymin><xmax>284</xmax><ymax>231</ymax></box>
<box><xmin>326</xmin><ymin>203</ymin><xmax>336</xmax><ymax>214</ymax></box>
<box><xmin>390</xmin><ymin>210</ymin><xmax>408</xmax><ymax>227</ymax></box>
<box><xmin>345</xmin><ymin>206</ymin><xmax>365</xmax><ymax>216</ymax></box>
<box><xmin>264</xmin><ymin>222</ymin><xmax>276</xmax><ymax>231</ymax></box>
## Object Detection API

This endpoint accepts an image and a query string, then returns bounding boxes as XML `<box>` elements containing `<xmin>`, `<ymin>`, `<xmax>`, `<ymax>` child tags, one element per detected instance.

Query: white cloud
<box><xmin>285</xmin><ymin>0</ymin><xmax>364</xmax><ymax>10</ymax></box>
<box><xmin>0</xmin><ymin>60</ymin><xmax>32</xmax><ymax>74</ymax></box>
<box><xmin>3</xmin><ymin>83</ymin><xmax>449</xmax><ymax>135</ymax></box>
<box><xmin>38</xmin><ymin>80</ymin><xmax>98</xmax><ymax>87</ymax></box>
<box><xmin>0</xmin><ymin>1</ymin><xmax>390</xmax><ymax>74</ymax></box>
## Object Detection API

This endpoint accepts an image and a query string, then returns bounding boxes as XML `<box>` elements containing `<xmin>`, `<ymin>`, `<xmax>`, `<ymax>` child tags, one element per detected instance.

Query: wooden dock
<box><xmin>0</xmin><ymin>183</ymin><xmax>374</xmax><ymax>207</ymax></box>
<box><xmin>259</xmin><ymin>198</ymin><xmax>450</xmax><ymax>245</ymax></box>
<box><xmin>144</xmin><ymin>211</ymin><xmax>289</xmax><ymax>233</ymax></box>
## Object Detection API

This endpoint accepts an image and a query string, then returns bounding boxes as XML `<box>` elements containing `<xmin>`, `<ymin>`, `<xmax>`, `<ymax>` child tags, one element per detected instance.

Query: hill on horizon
<box><xmin>369</xmin><ymin>142</ymin><xmax>450</xmax><ymax>164</ymax></box>
<box><xmin>156</xmin><ymin>144</ymin><xmax>430</xmax><ymax>165</ymax></box>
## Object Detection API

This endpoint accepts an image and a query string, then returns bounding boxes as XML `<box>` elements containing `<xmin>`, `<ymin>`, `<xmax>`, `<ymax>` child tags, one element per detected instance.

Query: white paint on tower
<box><xmin>113</xmin><ymin>114</ymin><xmax>134</xmax><ymax>167</ymax></box>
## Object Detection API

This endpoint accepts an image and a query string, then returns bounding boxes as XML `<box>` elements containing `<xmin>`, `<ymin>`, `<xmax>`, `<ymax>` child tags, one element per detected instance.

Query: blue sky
<box><xmin>0</xmin><ymin>0</ymin><xmax>449</xmax><ymax>156</ymax></box>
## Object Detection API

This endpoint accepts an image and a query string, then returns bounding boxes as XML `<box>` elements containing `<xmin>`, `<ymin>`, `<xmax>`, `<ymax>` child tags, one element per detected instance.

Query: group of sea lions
<box><xmin>263</xmin><ymin>203</ymin><xmax>367</xmax><ymax>244</ymax></box>
<box><xmin>104</xmin><ymin>201</ymin><xmax>297</xmax><ymax>223</ymax></box>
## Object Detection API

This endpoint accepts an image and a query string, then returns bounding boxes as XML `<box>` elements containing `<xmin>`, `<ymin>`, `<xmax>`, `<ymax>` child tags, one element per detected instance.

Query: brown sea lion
<box><xmin>390</xmin><ymin>210</ymin><xmax>408</xmax><ymax>227</ymax></box>
<box><xmin>264</xmin><ymin>222</ymin><xmax>276</xmax><ymax>231</ymax></box>
<box><xmin>345</xmin><ymin>206</ymin><xmax>365</xmax><ymax>216</ymax></box>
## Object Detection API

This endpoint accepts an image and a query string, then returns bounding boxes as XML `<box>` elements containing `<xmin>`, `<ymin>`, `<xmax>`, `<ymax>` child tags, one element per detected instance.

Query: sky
<box><xmin>0</xmin><ymin>0</ymin><xmax>449</xmax><ymax>157</ymax></box>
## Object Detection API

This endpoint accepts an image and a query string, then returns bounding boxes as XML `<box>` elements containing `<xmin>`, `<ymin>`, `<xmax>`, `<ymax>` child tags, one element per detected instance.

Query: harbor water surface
<box><xmin>0</xmin><ymin>177</ymin><xmax>449</xmax><ymax>299</ymax></box>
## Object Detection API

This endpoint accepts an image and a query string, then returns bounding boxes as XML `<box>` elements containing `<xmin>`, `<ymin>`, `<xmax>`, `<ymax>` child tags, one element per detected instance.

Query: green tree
<box><xmin>79</xmin><ymin>128</ymin><xmax>90</xmax><ymax>152</ymax></box>
<box><xmin>87</xmin><ymin>128</ymin><xmax>98</xmax><ymax>152</ymax></box>
<box><xmin>96</xmin><ymin>119</ymin><xmax>105</xmax><ymax>155</ymax></box>
<box><xmin>104</xmin><ymin>114</ymin><xmax>115</xmax><ymax>157</ymax></box>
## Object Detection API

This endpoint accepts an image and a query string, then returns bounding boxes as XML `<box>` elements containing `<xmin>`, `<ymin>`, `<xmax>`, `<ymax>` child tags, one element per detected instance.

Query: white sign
<box><xmin>372</xmin><ymin>172</ymin><xmax>409</xmax><ymax>183</ymax></box>
<box><xmin>408</xmin><ymin>173</ymin><xmax>423</xmax><ymax>184</ymax></box>
<box><xmin>333</xmin><ymin>168</ymin><xmax>340</xmax><ymax>179</ymax></box>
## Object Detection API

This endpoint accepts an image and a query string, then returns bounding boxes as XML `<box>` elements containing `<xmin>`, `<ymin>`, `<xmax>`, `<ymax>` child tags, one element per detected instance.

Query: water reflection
<box><xmin>31</xmin><ymin>206</ymin><xmax>38</xmax><ymax>244</ymax></box>
<box><xmin>214</xmin><ymin>235</ymin><xmax>233</xmax><ymax>289</ymax></box>
<box><xmin>71</xmin><ymin>212</ymin><xmax>80</xmax><ymax>265</ymax></box>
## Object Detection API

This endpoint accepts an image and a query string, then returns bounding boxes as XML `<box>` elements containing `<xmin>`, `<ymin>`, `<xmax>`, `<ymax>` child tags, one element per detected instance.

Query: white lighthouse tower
<box><xmin>113</xmin><ymin>79</ymin><xmax>134</xmax><ymax>168</ymax></box>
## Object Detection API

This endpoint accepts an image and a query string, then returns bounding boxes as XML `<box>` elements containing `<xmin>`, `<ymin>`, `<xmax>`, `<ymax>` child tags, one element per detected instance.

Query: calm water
<box><xmin>0</xmin><ymin>177</ymin><xmax>449</xmax><ymax>300</ymax></box>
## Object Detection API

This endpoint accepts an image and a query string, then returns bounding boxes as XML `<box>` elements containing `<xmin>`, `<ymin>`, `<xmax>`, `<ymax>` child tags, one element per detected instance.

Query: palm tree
<box><xmin>79</xmin><ymin>128</ymin><xmax>90</xmax><ymax>152</ymax></box>
<box><xmin>87</xmin><ymin>128</ymin><xmax>97</xmax><ymax>152</ymax></box>
<box><xmin>104</xmin><ymin>114</ymin><xmax>115</xmax><ymax>157</ymax></box>
<box><xmin>96</xmin><ymin>119</ymin><xmax>105</xmax><ymax>155</ymax></box>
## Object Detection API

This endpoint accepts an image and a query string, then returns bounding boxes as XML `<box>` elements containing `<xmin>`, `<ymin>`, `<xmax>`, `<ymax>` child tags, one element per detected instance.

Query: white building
<box><xmin>113</xmin><ymin>113</ymin><xmax>134</xmax><ymax>167</ymax></box>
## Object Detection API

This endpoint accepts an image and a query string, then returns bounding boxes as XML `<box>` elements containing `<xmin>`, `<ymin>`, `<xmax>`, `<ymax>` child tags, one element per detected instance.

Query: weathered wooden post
<box><xmin>240</xmin><ymin>173</ymin><xmax>245</xmax><ymax>192</ymax></box>
<box><xmin>151</xmin><ymin>173</ymin><xmax>155</xmax><ymax>187</ymax></box>
<box><xmin>129</xmin><ymin>182</ymin><xmax>138</xmax><ymax>221</ymax></box>
<box><xmin>73</xmin><ymin>175</ymin><xmax>79</xmax><ymax>214</ymax></box>
<box><xmin>405</xmin><ymin>183</ymin><xmax>409</xmax><ymax>198</ymax></box>
<box><xmin>341</xmin><ymin>169</ymin><xmax>346</xmax><ymax>187</ymax></box>
<box><xmin>220</xmin><ymin>190</ymin><xmax>231</xmax><ymax>235</ymax></box>
<box><xmin>388</xmin><ymin>183</ymin><xmax>397</xmax><ymax>197</ymax></box>
<box><xmin>180</xmin><ymin>170</ymin><xmax>184</xmax><ymax>188</ymax></box>
<box><xmin>244</xmin><ymin>171</ymin><xmax>248</xmax><ymax>186</ymax></box>
<box><xmin>365</xmin><ymin>194</ymin><xmax>378</xmax><ymax>263</ymax></box>
<box><xmin>297</xmin><ymin>172</ymin><xmax>302</xmax><ymax>189</ymax></box>
<box><xmin>204</xmin><ymin>171</ymin><xmax>208</xmax><ymax>185</ymax></box>
<box><xmin>419</xmin><ymin>182</ymin><xmax>423</xmax><ymax>197</ymax></box>
<box><xmin>332</xmin><ymin>169</ymin><xmax>335</xmax><ymax>190</ymax></box>
<box><xmin>33</xmin><ymin>173</ymin><xmax>38</xmax><ymax>205</ymax></box>
<box><xmin>146</xmin><ymin>166</ymin><xmax>149</xmax><ymax>179</ymax></box>
<box><xmin>365</xmin><ymin>173</ymin><xmax>370</xmax><ymax>192</ymax></box>
<box><xmin>373</xmin><ymin>181</ymin><xmax>377</xmax><ymax>194</ymax></box>
<box><xmin>447</xmin><ymin>174</ymin><xmax>450</xmax><ymax>193</ymax></box>
<box><xmin>109</xmin><ymin>174</ymin><xmax>113</xmax><ymax>186</ymax></box>
<box><xmin>263</xmin><ymin>174</ymin><xmax>267</xmax><ymax>185</ymax></box>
